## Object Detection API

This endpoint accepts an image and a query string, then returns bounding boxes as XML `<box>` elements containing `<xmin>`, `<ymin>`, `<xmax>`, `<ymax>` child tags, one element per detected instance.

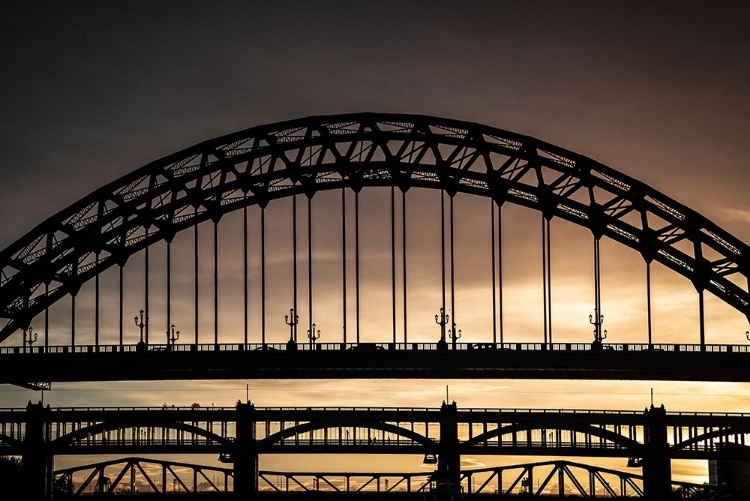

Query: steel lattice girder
<box><xmin>0</xmin><ymin>112</ymin><xmax>748</xmax><ymax>341</ymax></box>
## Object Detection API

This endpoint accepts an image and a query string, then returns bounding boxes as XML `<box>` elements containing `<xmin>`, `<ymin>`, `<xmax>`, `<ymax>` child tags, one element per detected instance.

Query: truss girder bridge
<box><xmin>52</xmin><ymin>457</ymin><xmax>715</xmax><ymax>499</ymax></box>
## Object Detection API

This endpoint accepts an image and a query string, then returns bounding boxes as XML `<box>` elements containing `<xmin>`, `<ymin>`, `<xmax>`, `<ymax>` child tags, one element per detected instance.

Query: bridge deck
<box><xmin>1</xmin><ymin>342</ymin><xmax>750</xmax><ymax>383</ymax></box>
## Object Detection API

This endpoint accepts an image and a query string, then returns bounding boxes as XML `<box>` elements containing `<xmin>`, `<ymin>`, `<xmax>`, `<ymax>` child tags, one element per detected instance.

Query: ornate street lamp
<box><xmin>134</xmin><ymin>309</ymin><xmax>148</xmax><ymax>352</ymax></box>
<box><xmin>23</xmin><ymin>326</ymin><xmax>37</xmax><ymax>352</ymax></box>
<box><xmin>284</xmin><ymin>308</ymin><xmax>299</xmax><ymax>342</ymax></box>
<box><xmin>307</xmin><ymin>323</ymin><xmax>321</xmax><ymax>347</ymax></box>
<box><xmin>167</xmin><ymin>324</ymin><xmax>180</xmax><ymax>350</ymax></box>
<box><xmin>589</xmin><ymin>308</ymin><xmax>607</xmax><ymax>345</ymax></box>
<box><xmin>449</xmin><ymin>323</ymin><xmax>462</xmax><ymax>349</ymax></box>
<box><xmin>435</xmin><ymin>308</ymin><xmax>449</xmax><ymax>348</ymax></box>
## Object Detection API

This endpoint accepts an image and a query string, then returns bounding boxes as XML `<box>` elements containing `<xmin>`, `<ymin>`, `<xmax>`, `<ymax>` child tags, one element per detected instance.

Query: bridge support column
<box><xmin>642</xmin><ymin>405</ymin><xmax>671</xmax><ymax>500</ymax></box>
<box><xmin>233</xmin><ymin>402</ymin><xmax>258</xmax><ymax>499</ymax></box>
<box><xmin>434</xmin><ymin>401</ymin><xmax>461</xmax><ymax>495</ymax></box>
<box><xmin>22</xmin><ymin>402</ymin><xmax>52</xmax><ymax>500</ymax></box>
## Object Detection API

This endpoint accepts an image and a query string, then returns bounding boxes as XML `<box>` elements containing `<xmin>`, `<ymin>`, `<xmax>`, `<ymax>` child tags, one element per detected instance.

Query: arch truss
<box><xmin>1</xmin><ymin>112</ymin><xmax>748</xmax><ymax>341</ymax></box>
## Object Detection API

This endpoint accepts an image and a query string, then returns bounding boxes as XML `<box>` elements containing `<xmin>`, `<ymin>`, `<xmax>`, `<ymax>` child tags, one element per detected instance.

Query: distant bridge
<box><xmin>54</xmin><ymin>457</ymin><xmax>715</xmax><ymax>498</ymax></box>
<box><xmin>4</xmin><ymin>402</ymin><xmax>749</xmax><ymax>498</ymax></box>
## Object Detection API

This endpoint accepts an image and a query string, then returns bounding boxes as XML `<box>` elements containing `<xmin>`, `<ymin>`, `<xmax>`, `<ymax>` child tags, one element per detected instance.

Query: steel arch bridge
<box><xmin>1</xmin><ymin>112</ymin><xmax>748</xmax><ymax>343</ymax></box>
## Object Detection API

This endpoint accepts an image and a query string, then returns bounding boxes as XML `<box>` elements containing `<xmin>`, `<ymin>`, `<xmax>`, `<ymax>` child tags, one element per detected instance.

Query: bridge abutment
<box><xmin>642</xmin><ymin>405</ymin><xmax>672</xmax><ymax>500</ymax></box>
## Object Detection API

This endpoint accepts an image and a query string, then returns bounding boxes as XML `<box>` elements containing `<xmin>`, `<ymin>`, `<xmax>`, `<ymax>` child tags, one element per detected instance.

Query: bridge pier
<box><xmin>233</xmin><ymin>402</ymin><xmax>258</xmax><ymax>498</ymax></box>
<box><xmin>433</xmin><ymin>402</ymin><xmax>461</xmax><ymax>495</ymax></box>
<box><xmin>21</xmin><ymin>402</ymin><xmax>53</xmax><ymax>500</ymax></box>
<box><xmin>642</xmin><ymin>405</ymin><xmax>672</xmax><ymax>500</ymax></box>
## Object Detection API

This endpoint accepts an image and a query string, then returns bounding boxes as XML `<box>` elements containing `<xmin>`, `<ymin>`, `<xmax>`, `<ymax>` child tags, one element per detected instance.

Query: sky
<box><xmin>2</xmin><ymin>0</ymin><xmax>750</xmax><ymax>487</ymax></box>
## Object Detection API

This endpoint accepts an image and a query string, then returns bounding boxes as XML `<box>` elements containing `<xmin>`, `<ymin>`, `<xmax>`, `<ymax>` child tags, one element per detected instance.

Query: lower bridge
<box><xmin>3</xmin><ymin>402</ymin><xmax>749</xmax><ymax>499</ymax></box>
<box><xmin>53</xmin><ymin>457</ymin><xmax>715</xmax><ymax>499</ymax></box>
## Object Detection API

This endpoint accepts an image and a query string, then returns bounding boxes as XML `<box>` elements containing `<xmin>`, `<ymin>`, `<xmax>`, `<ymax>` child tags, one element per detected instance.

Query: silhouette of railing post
<box><xmin>233</xmin><ymin>402</ymin><xmax>258</xmax><ymax>496</ymax></box>
<box><xmin>642</xmin><ymin>405</ymin><xmax>671</xmax><ymax>500</ymax></box>
<box><xmin>22</xmin><ymin>401</ymin><xmax>53</xmax><ymax>500</ymax></box>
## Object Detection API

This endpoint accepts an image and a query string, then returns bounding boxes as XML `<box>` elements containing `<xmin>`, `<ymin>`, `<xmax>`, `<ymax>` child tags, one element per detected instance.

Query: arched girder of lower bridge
<box><xmin>258</xmin><ymin>418</ymin><xmax>436</xmax><ymax>452</ymax></box>
<box><xmin>671</xmin><ymin>425</ymin><xmax>750</xmax><ymax>459</ymax></box>
<box><xmin>50</xmin><ymin>419</ymin><xmax>230</xmax><ymax>454</ymax></box>
<box><xmin>462</xmin><ymin>420</ymin><xmax>643</xmax><ymax>458</ymax></box>
<box><xmin>1</xmin><ymin>112</ymin><xmax>748</xmax><ymax>341</ymax></box>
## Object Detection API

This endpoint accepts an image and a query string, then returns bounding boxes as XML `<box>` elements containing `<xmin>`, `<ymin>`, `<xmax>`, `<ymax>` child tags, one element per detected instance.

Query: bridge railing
<box><xmin>3</xmin><ymin>405</ymin><xmax>749</xmax><ymax>420</ymax></box>
<box><xmin>3</xmin><ymin>340</ymin><xmax>750</xmax><ymax>355</ymax></box>
<box><xmin>458</xmin><ymin>407</ymin><xmax>642</xmax><ymax>415</ymax></box>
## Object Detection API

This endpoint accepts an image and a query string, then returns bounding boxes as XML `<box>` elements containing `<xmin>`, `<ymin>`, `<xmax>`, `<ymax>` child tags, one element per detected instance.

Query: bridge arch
<box><xmin>671</xmin><ymin>426</ymin><xmax>750</xmax><ymax>454</ymax></box>
<box><xmin>463</xmin><ymin>421</ymin><xmax>642</xmax><ymax>453</ymax></box>
<box><xmin>258</xmin><ymin>418</ymin><xmax>435</xmax><ymax>449</ymax></box>
<box><xmin>52</xmin><ymin>420</ymin><xmax>230</xmax><ymax>447</ymax></box>
<box><xmin>1</xmin><ymin>112</ymin><xmax>748</xmax><ymax>340</ymax></box>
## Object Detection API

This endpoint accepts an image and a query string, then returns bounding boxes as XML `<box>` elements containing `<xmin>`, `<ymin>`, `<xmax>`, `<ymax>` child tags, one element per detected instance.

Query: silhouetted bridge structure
<box><xmin>3</xmin><ymin>402</ymin><xmax>749</xmax><ymax>498</ymax></box>
<box><xmin>54</xmin><ymin>457</ymin><xmax>715</xmax><ymax>498</ymax></box>
<box><xmin>4</xmin><ymin>341</ymin><xmax>750</xmax><ymax>385</ymax></box>
<box><xmin>1</xmin><ymin>113</ymin><xmax>749</xmax><ymax>499</ymax></box>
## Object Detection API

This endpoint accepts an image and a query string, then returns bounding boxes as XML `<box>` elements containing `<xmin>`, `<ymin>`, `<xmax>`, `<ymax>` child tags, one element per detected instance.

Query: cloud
<box><xmin>720</xmin><ymin>207</ymin><xmax>750</xmax><ymax>225</ymax></box>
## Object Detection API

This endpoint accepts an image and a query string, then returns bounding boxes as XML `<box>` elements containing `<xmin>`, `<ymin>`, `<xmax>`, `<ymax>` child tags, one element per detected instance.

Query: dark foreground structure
<box><xmin>3</xmin><ymin>402</ymin><xmax>748</xmax><ymax>499</ymax></box>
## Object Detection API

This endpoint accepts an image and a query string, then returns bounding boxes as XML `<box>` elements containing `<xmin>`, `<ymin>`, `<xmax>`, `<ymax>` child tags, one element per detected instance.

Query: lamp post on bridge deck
<box><xmin>167</xmin><ymin>324</ymin><xmax>180</xmax><ymax>351</ymax></box>
<box><xmin>590</xmin><ymin>308</ymin><xmax>607</xmax><ymax>349</ymax></box>
<box><xmin>449</xmin><ymin>323</ymin><xmax>461</xmax><ymax>350</ymax></box>
<box><xmin>307</xmin><ymin>323</ymin><xmax>320</xmax><ymax>348</ymax></box>
<box><xmin>23</xmin><ymin>326</ymin><xmax>37</xmax><ymax>353</ymax></box>
<box><xmin>135</xmin><ymin>309</ymin><xmax>147</xmax><ymax>352</ymax></box>
<box><xmin>285</xmin><ymin>308</ymin><xmax>298</xmax><ymax>351</ymax></box>
<box><xmin>435</xmin><ymin>308</ymin><xmax>449</xmax><ymax>350</ymax></box>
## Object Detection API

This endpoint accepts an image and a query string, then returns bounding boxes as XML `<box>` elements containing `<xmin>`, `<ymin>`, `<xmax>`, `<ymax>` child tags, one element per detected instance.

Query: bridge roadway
<box><xmin>2</xmin><ymin>340</ymin><xmax>750</xmax><ymax>384</ymax></box>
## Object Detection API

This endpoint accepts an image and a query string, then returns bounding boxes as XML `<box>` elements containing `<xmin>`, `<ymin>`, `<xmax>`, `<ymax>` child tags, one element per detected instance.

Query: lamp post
<box><xmin>435</xmin><ymin>308</ymin><xmax>449</xmax><ymax>349</ymax></box>
<box><xmin>307</xmin><ymin>323</ymin><xmax>320</xmax><ymax>348</ymax></box>
<box><xmin>167</xmin><ymin>324</ymin><xmax>180</xmax><ymax>350</ymax></box>
<box><xmin>134</xmin><ymin>309</ymin><xmax>147</xmax><ymax>351</ymax></box>
<box><xmin>23</xmin><ymin>326</ymin><xmax>37</xmax><ymax>353</ymax></box>
<box><xmin>589</xmin><ymin>308</ymin><xmax>607</xmax><ymax>346</ymax></box>
<box><xmin>284</xmin><ymin>308</ymin><xmax>298</xmax><ymax>342</ymax></box>
<box><xmin>449</xmin><ymin>323</ymin><xmax>462</xmax><ymax>350</ymax></box>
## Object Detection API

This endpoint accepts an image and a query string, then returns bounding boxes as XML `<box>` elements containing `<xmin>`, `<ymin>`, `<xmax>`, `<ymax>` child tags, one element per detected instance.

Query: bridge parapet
<box><xmin>5</xmin><ymin>342</ymin><xmax>750</xmax><ymax>384</ymax></box>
